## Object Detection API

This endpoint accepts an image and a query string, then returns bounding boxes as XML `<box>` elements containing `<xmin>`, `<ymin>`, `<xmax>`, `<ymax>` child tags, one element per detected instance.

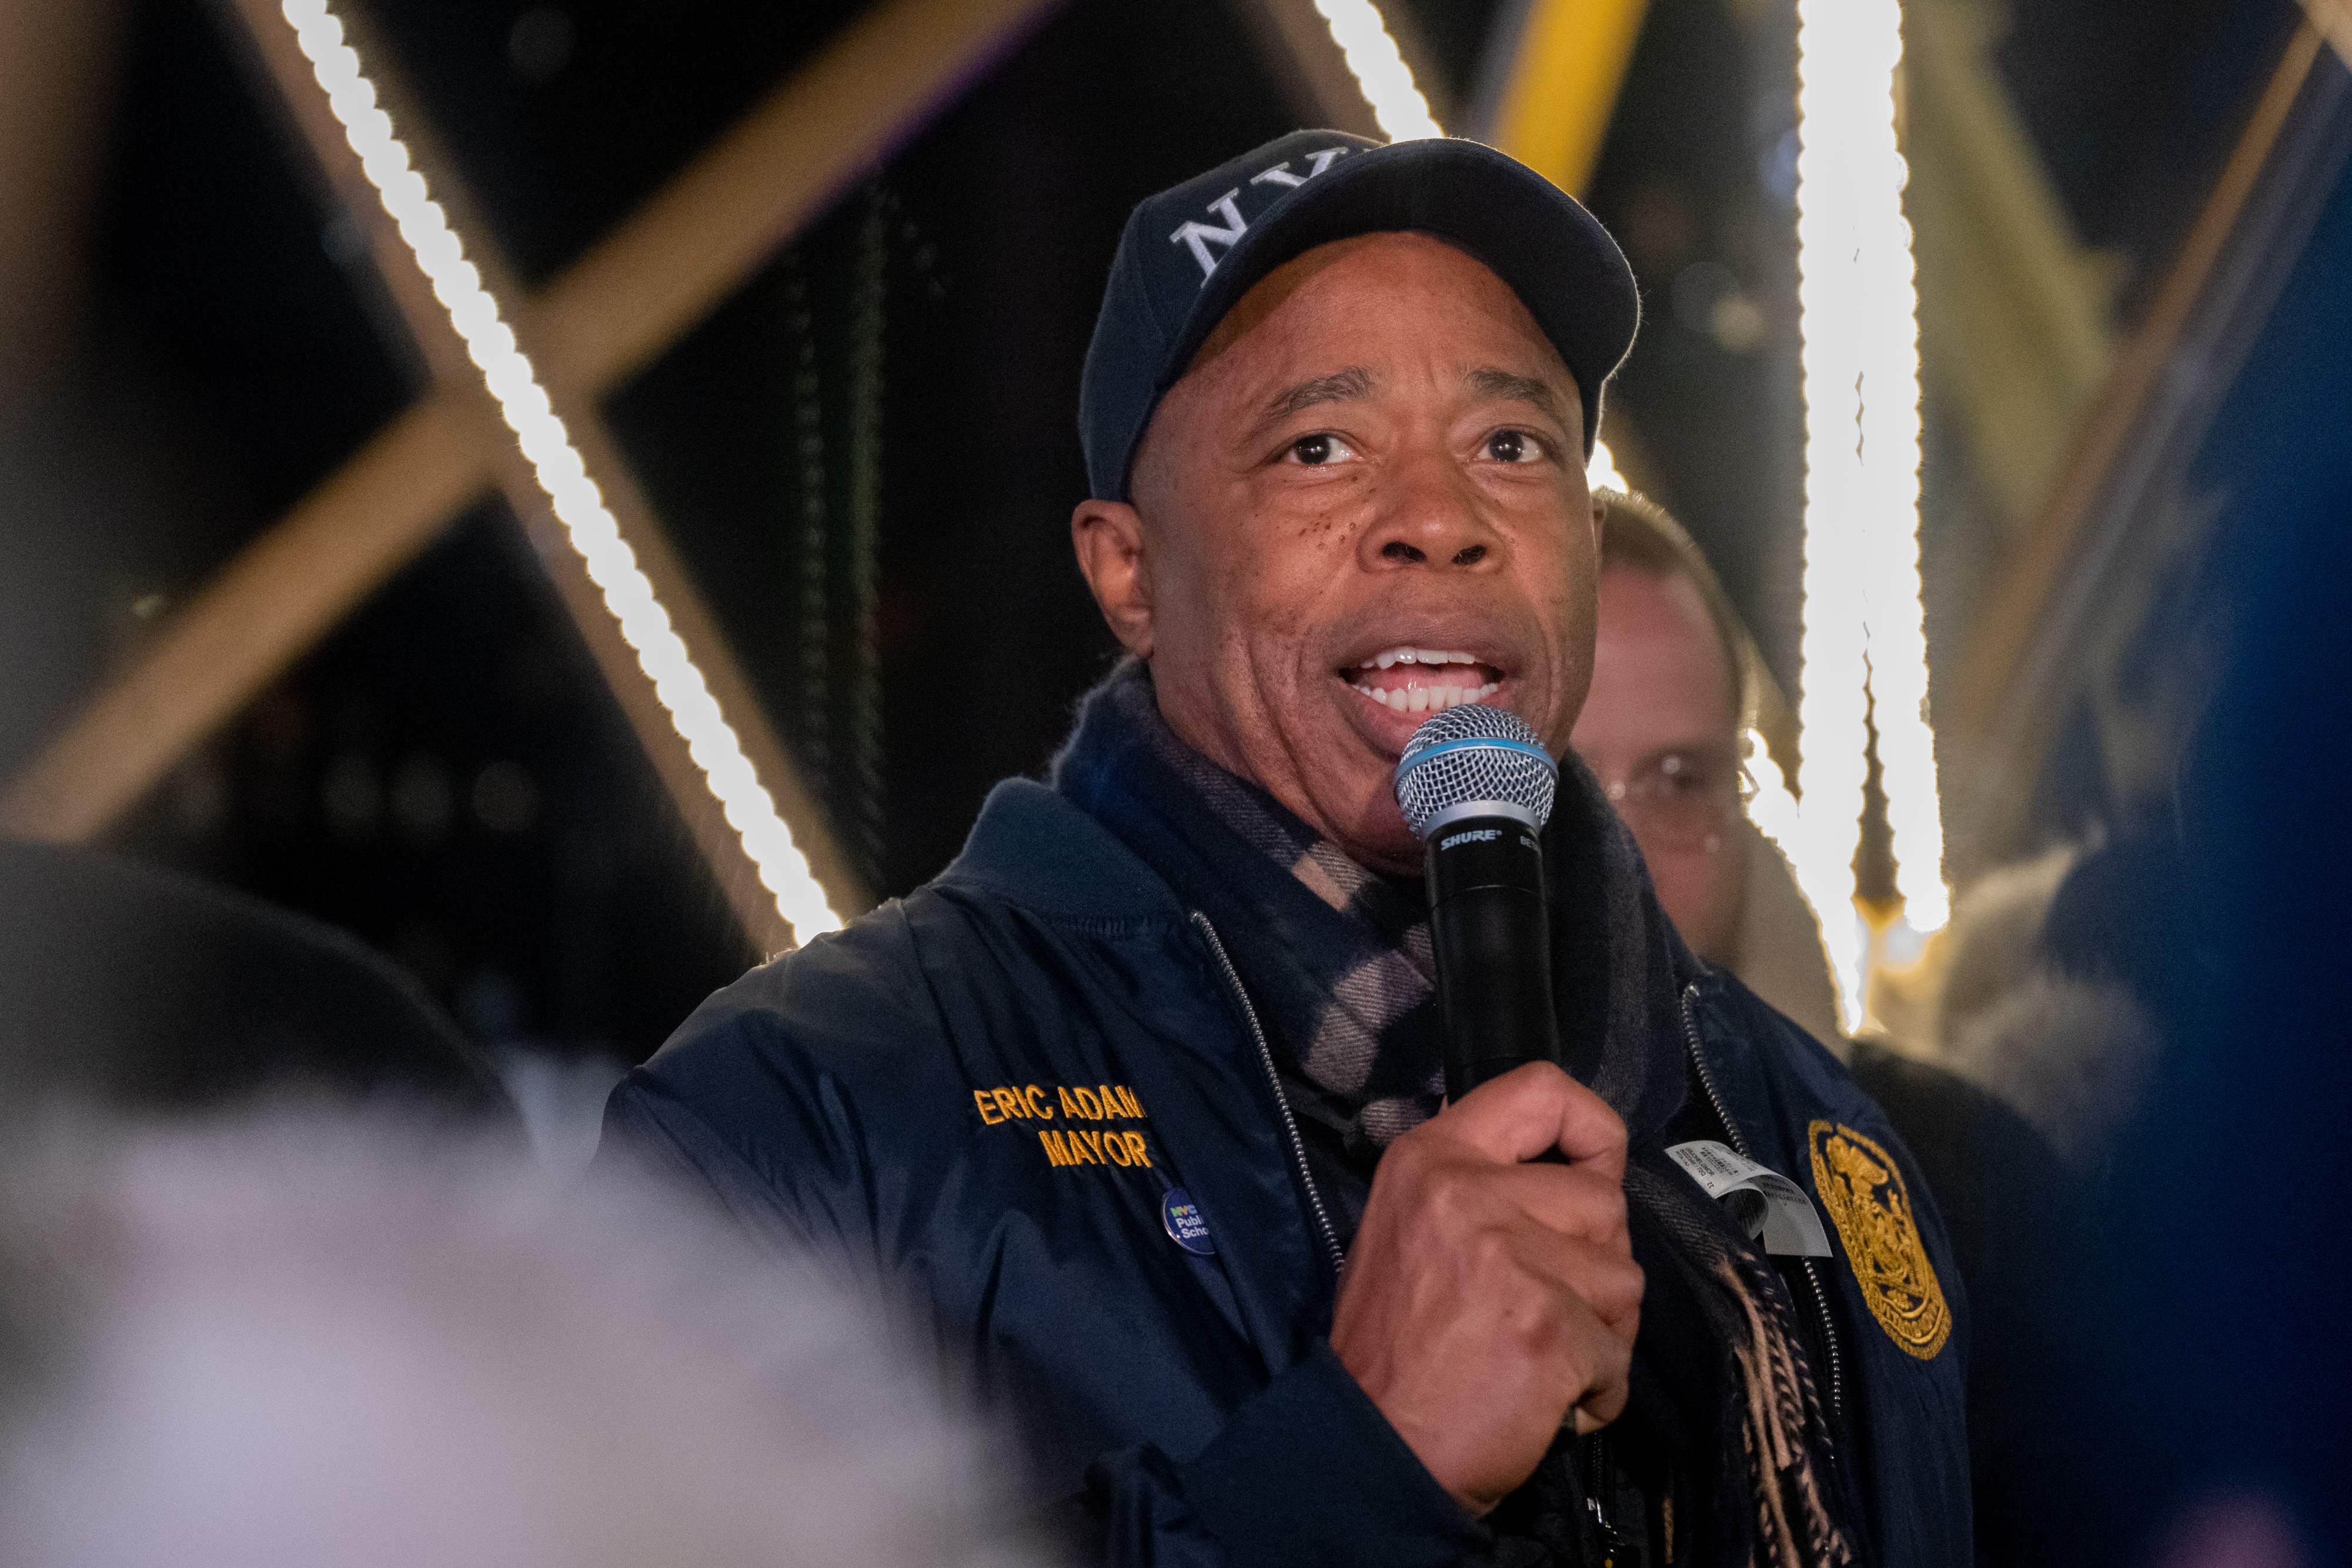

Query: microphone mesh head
<box><xmin>1392</xmin><ymin>705</ymin><xmax>1559</xmax><ymax>840</ymax></box>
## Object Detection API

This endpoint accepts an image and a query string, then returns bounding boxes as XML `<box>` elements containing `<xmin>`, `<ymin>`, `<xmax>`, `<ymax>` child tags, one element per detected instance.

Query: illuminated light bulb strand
<box><xmin>1587</xmin><ymin>437</ymin><xmax>1629</xmax><ymax>495</ymax></box>
<box><xmin>1856</xmin><ymin>240</ymin><xmax>1946</xmax><ymax>934</ymax></box>
<box><xmin>1743</xmin><ymin>726</ymin><xmax>1802</xmax><ymax>857</ymax></box>
<box><xmin>1311</xmin><ymin>0</ymin><xmax>1444</xmax><ymax>142</ymax></box>
<box><xmin>1829</xmin><ymin>0</ymin><xmax>1944</xmax><ymax>932</ymax></box>
<box><xmin>1793</xmin><ymin>0</ymin><xmax>1951</xmax><ymax>1024</ymax></box>
<box><xmin>280</xmin><ymin>0</ymin><xmax>843</xmax><ymax>941</ymax></box>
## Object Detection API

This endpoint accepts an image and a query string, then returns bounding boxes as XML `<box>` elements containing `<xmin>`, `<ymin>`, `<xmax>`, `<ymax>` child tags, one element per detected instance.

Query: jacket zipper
<box><xmin>1680</xmin><ymin>982</ymin><xmax>1846</xmax><ymax>1425</ymax></box>
<box><xmin>1192</xmin><ymin>911</ymin><xmax>1347</xmax><ymax>1279</ymax></box>
<box><xmin>1582</xmin><ymin>1429</ymin><xmax>1632</xmax><ymax>1562</ymax></box>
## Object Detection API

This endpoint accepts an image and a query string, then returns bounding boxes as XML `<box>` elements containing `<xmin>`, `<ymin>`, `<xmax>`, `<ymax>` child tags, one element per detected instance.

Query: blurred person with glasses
<box><xmin>1570</xmin><ymin>488</ymin><xmax>2099</xmax><ymax>1568</ymax></box>
<box><xmin>1567</xmin><ymin>494</ymin><xmax>1753</xmax><ymax>968</ymax></box>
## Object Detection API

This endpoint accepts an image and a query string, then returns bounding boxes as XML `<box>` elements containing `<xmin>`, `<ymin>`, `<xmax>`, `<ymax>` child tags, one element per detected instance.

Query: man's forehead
<box><xmin>1185</xmin><ymin>232</ymin><xmax>1565</xmax><ymax>380</ymax></box>
<box><xmin>1593</xmin><ymin>563</ymin><xmax>1742</xmax><ymax>721</ymax></box>
<box><xmin>1241</xmin><ymin>363</ymin><xmax>1573</xmax><ymax>427</ymax></box>
<box><xmin>1215</xmin><ymin>280</ymin><xmax>1574</xmax><ymax>430</ymax></box>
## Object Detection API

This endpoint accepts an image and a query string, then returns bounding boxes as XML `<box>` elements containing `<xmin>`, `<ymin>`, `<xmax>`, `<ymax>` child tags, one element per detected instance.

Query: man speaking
<box><xmin>603</xmin><ymin>132</ymin><xmax>1969</xmax><ymax>1567</ymax></box>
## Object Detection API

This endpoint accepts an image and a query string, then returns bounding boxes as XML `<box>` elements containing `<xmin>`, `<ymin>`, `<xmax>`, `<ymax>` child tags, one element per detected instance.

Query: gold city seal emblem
<box><xmin>1807</xmin><ymin>1121</ymin><xmax>1951</xmax><ymax>1360</ymax></box>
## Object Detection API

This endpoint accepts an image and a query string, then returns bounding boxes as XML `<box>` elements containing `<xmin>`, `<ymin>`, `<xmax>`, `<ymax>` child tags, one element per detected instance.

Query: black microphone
<box><xmin>1392</xmin><ymin>706</ymin><xmax>1562</xmax><ymax>1101</ymax></box>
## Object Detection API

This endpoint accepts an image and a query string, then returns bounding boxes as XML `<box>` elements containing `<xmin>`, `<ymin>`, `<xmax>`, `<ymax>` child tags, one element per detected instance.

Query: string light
<box><xmin>1312</xmin><ymin>0</ymin><xmax>1444</xmax><ymax>141</ymax></box>
<box><xmin>1792</xmin><ymin>0</ymin><xmax>1944</xmax><ymax>1024</ymax></box>
<box><xmin>280</xmin><ymin>0</ymin><xmax>843</xmax><ymax>942</ymax></box>
<box><xmin>1586</xmin><ymin>437</ymin><xmax>1629</xmax><ymax>494</ymax></box>
<box><xmin>1743</xmin><ymin>724</ymin><xmax>1872</xmax><ymax>1025</ymax></box>
<box><xmin>1743</xmin><ymin>727</ymin><xmax>1801</xmax><ymax>854</ymax></box>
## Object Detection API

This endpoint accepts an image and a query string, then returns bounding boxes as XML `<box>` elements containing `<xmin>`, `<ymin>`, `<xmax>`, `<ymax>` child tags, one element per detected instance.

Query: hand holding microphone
<box><xmin>1328</xmin><ymin>707</ymin><xmax>1643</xmax><ymax>1514</ymax></box>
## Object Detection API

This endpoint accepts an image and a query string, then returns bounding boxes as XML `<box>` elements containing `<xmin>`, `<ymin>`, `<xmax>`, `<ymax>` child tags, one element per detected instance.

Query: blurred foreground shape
<box><xmin>0</xmin><ymin>1109</ymin><xmax>1045</xmax><ymax>1568</ymax></box>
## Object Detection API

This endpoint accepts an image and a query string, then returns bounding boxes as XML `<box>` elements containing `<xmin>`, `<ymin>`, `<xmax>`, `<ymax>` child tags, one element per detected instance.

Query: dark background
<box><xmin>1</xmin><ymin>0</ymin><xmax>2297</xmax><ymax>1067</ymax></box>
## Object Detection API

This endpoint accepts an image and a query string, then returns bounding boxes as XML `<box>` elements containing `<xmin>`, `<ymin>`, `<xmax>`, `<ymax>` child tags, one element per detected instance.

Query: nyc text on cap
<box><xmin>1079</xmin><ymin>130</ymin><xmax>1642</xmax><ymax>502</ymax></box>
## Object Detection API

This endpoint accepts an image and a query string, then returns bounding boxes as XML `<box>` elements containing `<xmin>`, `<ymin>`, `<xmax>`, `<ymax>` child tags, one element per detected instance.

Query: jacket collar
<box><xmin>934</xmin><ymin>778</ymin><xmax>1195</xmax><ymax>928</ymax></box>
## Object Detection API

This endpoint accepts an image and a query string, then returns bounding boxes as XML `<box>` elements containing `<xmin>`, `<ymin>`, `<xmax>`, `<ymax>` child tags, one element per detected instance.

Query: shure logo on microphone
<box><xmin>1439</xmin><ymin>827</ymin><xmax>1502</xmax><ymax>851</ymax></box>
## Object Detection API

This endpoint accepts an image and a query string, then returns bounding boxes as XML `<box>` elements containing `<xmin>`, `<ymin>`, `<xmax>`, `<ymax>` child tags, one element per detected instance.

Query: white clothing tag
<box><xmin>1665</xmin><ymin>1140</ymin><xmax>1833</xmax><ymax>1258</ymax></box>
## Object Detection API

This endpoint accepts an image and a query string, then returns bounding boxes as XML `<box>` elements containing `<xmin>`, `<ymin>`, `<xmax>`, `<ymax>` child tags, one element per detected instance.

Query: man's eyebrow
<box><xmin>1466</xmin><ymin>366</ymin><xmax>1566</xmax><ymax>423</ymax></box>
<box><xmin>1261</xmin><ymin>366</ymin><xmax>1374</xmax><ymax>422</ymax></box>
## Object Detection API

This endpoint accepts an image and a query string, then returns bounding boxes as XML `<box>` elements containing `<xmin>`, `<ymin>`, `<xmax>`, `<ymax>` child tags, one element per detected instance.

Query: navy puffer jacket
<box><xmin>603</xmin><ymin>780</ymin><xmax>1972</xmax><ymax>1567</ymax></box>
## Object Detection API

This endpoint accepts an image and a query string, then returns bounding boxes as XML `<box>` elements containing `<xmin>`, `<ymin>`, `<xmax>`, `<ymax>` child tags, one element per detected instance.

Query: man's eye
<box><xmin>1288</xmin><ymin>433</ymin><xmax>1357</xmax><ymax>466</ymax></box>
<box><xmin>1486</xmin><ymin>430</ymin><xmax>1546</xmax><ymax>464</ymax></box>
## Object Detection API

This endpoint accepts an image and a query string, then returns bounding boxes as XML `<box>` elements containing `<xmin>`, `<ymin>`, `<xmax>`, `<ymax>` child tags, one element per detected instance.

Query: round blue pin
<box><xmin>1161</xmin><ymin>1187</ymin><xmax>1216</xmax><ymax>1255</ymax></box>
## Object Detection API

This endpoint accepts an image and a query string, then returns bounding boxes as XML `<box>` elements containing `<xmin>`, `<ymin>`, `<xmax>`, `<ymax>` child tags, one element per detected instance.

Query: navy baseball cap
<box><xmin>1079</xmin><ymin>130</ymin><xmax>1641</xmax><ymax>502</ymax></box>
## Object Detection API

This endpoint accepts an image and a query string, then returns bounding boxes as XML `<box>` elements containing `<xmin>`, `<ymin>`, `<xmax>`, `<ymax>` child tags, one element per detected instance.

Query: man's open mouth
<box><xmin>1344</xmin><ymin>646</ymin><xmax>1504</xmax><ymax>714</ymax></box>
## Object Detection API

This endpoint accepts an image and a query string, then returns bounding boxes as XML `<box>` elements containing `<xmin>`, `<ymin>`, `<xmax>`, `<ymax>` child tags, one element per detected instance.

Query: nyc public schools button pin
<box><xmin>1161</xmin><ymin>1188</ymin><xmax>1215</xmax><ymax>1255</ymax></box>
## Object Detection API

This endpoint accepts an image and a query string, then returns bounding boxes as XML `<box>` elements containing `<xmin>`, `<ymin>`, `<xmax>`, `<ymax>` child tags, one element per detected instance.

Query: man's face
<box><xmin>1569</xmin><ymin>563</ymin><xmax>1748</xmax><ymax>961</ymax></box>
<box><xmin>1073</xmin><ymin>232</ymin><xmax>1601</xmax><ymax>874</ymax></box>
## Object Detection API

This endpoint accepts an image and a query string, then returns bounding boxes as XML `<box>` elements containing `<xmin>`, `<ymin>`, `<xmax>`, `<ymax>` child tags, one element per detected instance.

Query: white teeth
<box><xmin>1416</xmin><ymin>648</ymin><xmax>1446</xmax><ymax>667</ymax></box>
<box><xmin>1349</xmin><ymin>678</ymin><xmax>1505</xmax><ymax>713</ymax></box>
<box><xmin>1355</xmin><ymin>677</ymin><xmax>1496</xmax><ymax>719</ymax></box>
<box><xmin>1376</xmin><ymin>651</ymin><xmax>1399</xmax><ymax>670</ymax></box>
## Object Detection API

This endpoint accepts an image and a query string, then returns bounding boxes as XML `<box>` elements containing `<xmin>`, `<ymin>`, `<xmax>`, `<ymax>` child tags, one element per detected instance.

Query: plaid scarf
<box><xmin>1050</xmin><ymin>661</ymin><xmax>1452</xmax><ymax>1161</ymax></box>
<box><xmin>1051</xmin><ymin>661</ymin><xmax>1861</xmax><ymax>1568</ymax></box>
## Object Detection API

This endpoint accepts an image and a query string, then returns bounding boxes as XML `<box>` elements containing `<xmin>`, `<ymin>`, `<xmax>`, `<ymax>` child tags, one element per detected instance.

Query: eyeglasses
<box><xmin>1584</xmin><ymin>744</ymin><xmax>1745</xmax><ymax>855</ymax></box>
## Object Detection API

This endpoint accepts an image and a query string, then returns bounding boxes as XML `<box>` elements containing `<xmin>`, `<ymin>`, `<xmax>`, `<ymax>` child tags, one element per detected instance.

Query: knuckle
<box><xmin>1422</xmin><ymin>1164</ymin><xmax>1494</xmax><ymax>1228</ymax></box>
<box><xmin>1601</xmin><ymin>1261</ymin><xmax>1646</xmax><ymax>1316</ymax></box>
<box><xmin>1501</xmin><ymin>1294</ymin><xmax>1568</xmax><ymax>1360</ymax></box>
<box><xmin>1379</xmin><ymin>1131</ymin><xmax>1434</xmax><ymax>1176</ymax></box>
<box><xmin>1464</xmin><ymin>1222</ymin><xmax>1518</xmax><ymax>1278</ymax></box>
<box><xmin>1558</xmin><ymin>1173</ymin><xmax>1629</xmax><ymax>1235</ymax></box>
<box><xmin>1566</xmin><ymin>1166</ymin><xmax>1625</xmax><ymax>1206</ymax></box>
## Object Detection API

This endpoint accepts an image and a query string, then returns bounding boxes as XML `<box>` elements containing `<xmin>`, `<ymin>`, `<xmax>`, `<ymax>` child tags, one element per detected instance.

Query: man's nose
<box><xmin>1358</xmin><ymin>451</ymin><xmax>1503</xmax><ymax>571</ymax></box>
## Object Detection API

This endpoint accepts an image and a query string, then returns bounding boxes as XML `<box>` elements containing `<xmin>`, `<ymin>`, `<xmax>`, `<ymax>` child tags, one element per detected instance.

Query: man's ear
<box><xmin>1072</xmin><ymin>497</ymin><xmax>1154</xmax><ymax>658</ymax></box>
